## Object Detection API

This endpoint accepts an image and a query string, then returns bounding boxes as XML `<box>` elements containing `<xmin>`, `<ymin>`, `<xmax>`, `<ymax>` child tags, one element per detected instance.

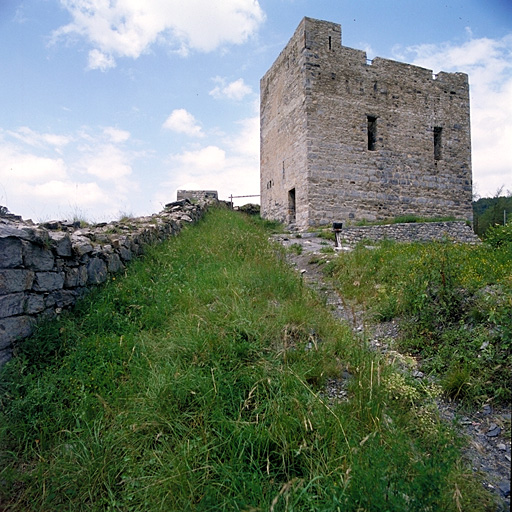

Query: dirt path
<box><xmin>273</xmin><ymin>232</ymin><xmax>511</xmax><ymax>511</ymax></box>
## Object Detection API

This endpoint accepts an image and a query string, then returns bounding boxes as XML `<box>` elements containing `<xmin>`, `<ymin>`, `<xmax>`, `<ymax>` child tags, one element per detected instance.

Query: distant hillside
<box><xmin>473</xmin><ymin>194</ymin><xmax>512</xmax><ymax>237</ymax></box>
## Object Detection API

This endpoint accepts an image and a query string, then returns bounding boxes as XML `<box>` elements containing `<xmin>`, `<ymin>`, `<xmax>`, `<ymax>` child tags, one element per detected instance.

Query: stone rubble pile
<box><xmin>0</xmin><ymin>199</ymin><xmax>209</xmax><ymax>365</ymax></box>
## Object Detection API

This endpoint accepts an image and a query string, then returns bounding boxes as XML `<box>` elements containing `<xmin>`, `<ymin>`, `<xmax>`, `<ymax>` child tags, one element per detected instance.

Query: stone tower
<box><xmin>260</xmin><ymin>17</ymin><xmax>473</xmax><ymax>229</ymax></box>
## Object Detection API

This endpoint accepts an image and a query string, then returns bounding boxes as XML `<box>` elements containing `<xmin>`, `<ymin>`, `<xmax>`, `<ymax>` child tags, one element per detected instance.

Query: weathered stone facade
<box><xmin>261</xmin><ymin>17</ymin><xmax>473</xmax><ymax>230</ymax></box>
<box><xmin>0</xmin><ymin>199</ymin><xmax>209</xmax><ymax>366</ymax></box>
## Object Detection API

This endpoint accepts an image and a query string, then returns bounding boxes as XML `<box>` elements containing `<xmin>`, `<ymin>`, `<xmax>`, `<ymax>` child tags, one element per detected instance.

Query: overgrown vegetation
<box><xmin>326</xmin><ymin>238</ymin><xmax>511</xmax><ymax>405</ymax></box>
<box><xmin>0</xmin><ymin>208</ymin><xmax>496</xmax><ymax>510</ymax></box>
<box><xmin>473</xmin><ymin>191</ymin><xmax>512</xmax><ymax>238</ymax></box>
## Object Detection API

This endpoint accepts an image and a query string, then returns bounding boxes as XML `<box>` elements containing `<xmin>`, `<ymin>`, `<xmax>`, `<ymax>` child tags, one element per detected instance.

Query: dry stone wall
<box><xmin>0</xmin><ymin>199</ymin><xmax>208</xmax><ymax>365</ymax></box>
<box><xmin>335</xmin><ymin>221</ymin><xmax>480</xmax><ymax>245</ymax></box>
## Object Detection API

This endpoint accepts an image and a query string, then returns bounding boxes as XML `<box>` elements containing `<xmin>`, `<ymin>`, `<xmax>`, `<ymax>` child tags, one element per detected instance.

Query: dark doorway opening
<box><xmin>288</xmin><ymin>188</ymin><xmax>296</xmax><ymax>224</ymax></box>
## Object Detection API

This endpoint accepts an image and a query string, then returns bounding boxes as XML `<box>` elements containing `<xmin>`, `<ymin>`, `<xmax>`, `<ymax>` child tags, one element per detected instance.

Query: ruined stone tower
<box><xmin>260</xmin><ymin>17</ymin><xmax>473</xmax><ymax>229</ymax></box>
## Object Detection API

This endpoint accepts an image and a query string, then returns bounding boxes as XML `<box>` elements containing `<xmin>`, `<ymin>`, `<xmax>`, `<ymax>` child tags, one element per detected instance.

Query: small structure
<box><xmin>260</xmin><ymin>17</ymin><xmax>473</xmax><ymax>230</ymax></box>
<box><xmin>177</xmin><ymin>190</ymin><xmax>218</xmax><ymax>202</ymax></box>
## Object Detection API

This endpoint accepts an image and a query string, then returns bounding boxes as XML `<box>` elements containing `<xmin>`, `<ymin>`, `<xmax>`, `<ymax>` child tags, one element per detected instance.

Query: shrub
<box><xmin>484</xmin><ymin>221</ymin><xmax>512</xmax><ymax>248</ymax></box>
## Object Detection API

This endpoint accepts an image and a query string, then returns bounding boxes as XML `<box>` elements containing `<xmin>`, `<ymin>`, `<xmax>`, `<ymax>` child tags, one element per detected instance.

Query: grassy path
<box><xmin>0</xmin><ymin>208</ymin><xmax>494</xmax><ymax>511</ymax></box>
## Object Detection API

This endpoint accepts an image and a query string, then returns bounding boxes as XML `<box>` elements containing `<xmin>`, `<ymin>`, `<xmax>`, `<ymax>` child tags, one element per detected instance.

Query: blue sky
<box><xmin>0</xmin><ymin>0</ymin><xmax>511</xmax><ymax>222</ymax></box>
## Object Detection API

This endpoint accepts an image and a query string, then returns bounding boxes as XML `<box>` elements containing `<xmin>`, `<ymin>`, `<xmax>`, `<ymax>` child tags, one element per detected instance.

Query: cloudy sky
<box><xmin>1</xmin><ymin>0</ymin><xmax>511</xmax><ymax>222</ymax></box>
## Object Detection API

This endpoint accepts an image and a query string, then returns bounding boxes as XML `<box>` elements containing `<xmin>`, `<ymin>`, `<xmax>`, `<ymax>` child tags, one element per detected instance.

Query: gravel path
<box><xmin>273</xmin><ymin>232</ymin><xmax>511</xmax><ymax>511</ymax></box>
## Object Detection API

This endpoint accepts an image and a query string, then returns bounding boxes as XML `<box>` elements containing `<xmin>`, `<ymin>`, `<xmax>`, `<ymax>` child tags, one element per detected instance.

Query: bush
<box><xmin>484</xmin><ymin>221</ymin><xmax>512</xmax><ymax>248</ymax></box>
<box><xmin>328</xmin><ymin>241</ymin><xmax>512</xmax><ymax>405</ymax></box>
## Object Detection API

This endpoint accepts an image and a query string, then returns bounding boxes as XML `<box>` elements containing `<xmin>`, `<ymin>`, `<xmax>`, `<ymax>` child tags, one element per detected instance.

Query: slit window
<box><xmin>434</xmin><ymin>126</ymin><xmax>442</xmax><ymax>160</ymax></box>
<box><xmin>367</xmin><ymin>115</ymin><xmax>377</xmax><ymax>151</ymax></box>
<box><xmin>288</xmin><ymin>188</ymin><xmax>296</xmax><ymax>223</ymax></box>
<box><xmin>328</xmin><ymin>36</ymin><xmax>332</xmax><ymax>50</ymax></box>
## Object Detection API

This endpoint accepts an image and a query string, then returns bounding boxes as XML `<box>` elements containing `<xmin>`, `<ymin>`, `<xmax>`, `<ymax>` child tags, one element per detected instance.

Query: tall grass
<box><xmin>326</xmin><ymin>239</ymin><xmax>512</xmax><ymax>405</ymax></box>
<box><xmin>0</xmin><ymin>208</ymin><xmax>494</xmax><ymax>510</ymax></box>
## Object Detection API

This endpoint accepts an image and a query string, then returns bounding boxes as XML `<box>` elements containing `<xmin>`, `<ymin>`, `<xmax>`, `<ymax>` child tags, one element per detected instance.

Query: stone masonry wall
<box><xmin>0</xmin><ymin>199</ymin><xmax>209</xmax><ymax>366</ymax></box>
<box><xmin>260</xmin><ymin>21</ymin><xmax>309</xmax><ymax>227</ymax></box>
<box><xmin>335</xmin><ymin>221</ymin><xmax>480</xmax><ymax>245</ymax></box>
<box><xmin>261</xmin><ymin>18</ymin><xmax>473</xmax><ymax>230</ymax></box>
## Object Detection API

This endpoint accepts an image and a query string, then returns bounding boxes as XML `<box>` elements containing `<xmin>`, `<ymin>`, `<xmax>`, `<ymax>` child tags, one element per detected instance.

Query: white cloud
<box><xmin>7</xmin><ymin>126</ymin><xmax>72</xmax><ymax>151</ymax></box>
<box><xmin>227</xmin><ymin>116</ymin><xmax>259</xmax><ymax>159</ymax></box>
<box><xmin>87</xmin><ymin>49</ymin><xmax>116</xmax><ymax>71</ymax></box>
<box><xmin>172</xmin><ymin>145</ymin><xmax>226</xmax><ymax>172</ymax></box>
<box><xmin>162</xmin><ymin>109</ymin><xmax>204</xmax><ymax>137</ymax></box>
<box><xmin>103</xmin><ymin>127</ymin><xmax>130</xmax><ymax>143</ymax></box>
<box><xmin>210</xmin><ymin>77</ymin><xmax>253</xmax><ymax>100</ymax></box>
<box><xmin>20</xmin><ymin>180</ymin><xmax>109</xmax><ymax>205</ymax></box>
<box><xmin>82</xmin><ymin>144</ymin><xmax>132</xmax><ymax>180</ymax></box>
<box><xmin>52</xmin><ymin>0</ymin><xmax>265</xmax><ymax>69</ymax></box>
<box><xmin>395</xmin><ymin>33</ymin><xmax>512</xmax><ymax>197</ymax></box>
<box><xmin>0</xmin><ymin>126</ymin><xmax>139</xmax><ymax>221</ymax></box>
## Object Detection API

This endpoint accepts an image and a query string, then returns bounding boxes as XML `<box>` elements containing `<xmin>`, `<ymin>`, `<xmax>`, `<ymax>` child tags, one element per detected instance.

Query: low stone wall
<box><xmin>335</xmin><ymin>221</ymin><xmax>480</xmax><ymax>245</ymax></box>
<box><xmin>0</xmin><ymin>199</ymin><xmax>208</xmax><ymax>365</ymax></box>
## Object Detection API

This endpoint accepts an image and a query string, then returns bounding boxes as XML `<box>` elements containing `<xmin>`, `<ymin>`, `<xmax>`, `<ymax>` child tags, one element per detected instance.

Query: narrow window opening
<box><xmin>288</xmin><ymin>188</ymin><xmax>296</xmax><ymax>224</ymax></box>
<box><xmin>282</xmin><ymin>161</ymin><xmax>285</xmax><ymax>180</ymax></box>
<box><xmin>367</xmin><ymin>115</ymin><xmax>377</xmax><ymax>151</ymax></box>
<box><xmin>328</xmin><ymin>36</ymin><xmax>332</xmax><ymax>50</ymax></box>
<box><xmin>434</xmin><ymin>126</ymin><xmax>442</xmax><ymax>161</ymax></box>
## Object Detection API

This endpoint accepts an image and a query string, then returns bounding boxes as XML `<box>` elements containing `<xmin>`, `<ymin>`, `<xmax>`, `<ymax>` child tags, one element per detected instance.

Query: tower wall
<box><xmin>261</xmin><ymin>18</ymin><xmax>473</xmax><ymax>229</ymax></box>
<box><xmin>260</xmin><ymin>19</ymin><xmax>310</xmax><ymax>227</ymax></box>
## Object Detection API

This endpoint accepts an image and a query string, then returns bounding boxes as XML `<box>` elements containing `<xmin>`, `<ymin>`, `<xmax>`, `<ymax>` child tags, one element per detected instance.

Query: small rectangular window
<box><xmin>328</xmin><ymin>36</ymin><xmax>332</xmax><ymax>50</ymax></box>
<box><xmin>367</xmin><ymin>116</ymin><xmax>377</xmax><ymax>151</ymax></box>
<box><xmin>434</xmin><ymin>126</ymin><xmax>442</xmax><ymax>160</ymax></box>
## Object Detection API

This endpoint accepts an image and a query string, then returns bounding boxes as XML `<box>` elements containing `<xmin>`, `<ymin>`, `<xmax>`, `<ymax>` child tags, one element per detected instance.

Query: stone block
<box><xmin>119</xmin><ymin>246</ymin><xmax>133</xmax><ymax>261</ymax></box>
<box><xmin>107</xmin><ymin>253</ymin><xmax>123</xmax><ymax>273</ymax></box>
<box><xmin>0</xmin><ymin>293</ymin><xmax>25</xmax><ymax>318</ymax></box>
<box><xmin>33</xmin><ymin>272</ymin><xmax>65</xmax><ymax>292</ymax></box>
<box><xmin>0</xmin><ymin>315</ymin><xmax>34</xmax><ymax>350</ymax></box>
<box><xmin>72</xmin><ymin>236</ymin><xmax>94</xmax><ymax>256</ymax></box>
<box><xmin>0</xmin><ymin>237</ymin><xmax>23</xmax><ymax>268</ymax></box>
<box><xmin>87</xmin><ymin>257</ymin><xmax>108</xmax><ymax>284</ymax></box>
<box><xmin>26</xmin><ymin>294</ymin><xmax>45</xmax><ymax>314</ymax></box>
<box><xmin>0</xmin><ymin>347</ymin><xmax>13</xmax><ymax>366</ymax></box>
<box><xmin>49</xmin><ymin>232</ymin><xmax>72</xmax><ymax>257</ymax></box>
<box><xmin>65</xmin><ymin>266</ymin><xmax>88</xmax><ymax>288</ymax></box>
<box><xmin>23</xmin><ymin>242</ymin><xmax>55</xmax><ymax>271</ymax></box>
<box><xmin>0</xmin><ymin>269</ymin><xmax>35</xmax><ymax>294</ymax></box>
<box><xmin>48</xmin><ymin>289</ymin><xmax>77</xmax><ymax>308</ymax></box>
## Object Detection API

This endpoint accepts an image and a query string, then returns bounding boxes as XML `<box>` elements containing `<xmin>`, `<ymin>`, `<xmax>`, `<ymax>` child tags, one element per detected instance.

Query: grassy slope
<box><xmin>326</xmin><ymin>239</ymin><xmax>511</xmax><ymax>405</ymax></box>
<box><xmin>0</xmin><ymin>208</ymin><xmax>495</xmax><ymax>511</ymax></box>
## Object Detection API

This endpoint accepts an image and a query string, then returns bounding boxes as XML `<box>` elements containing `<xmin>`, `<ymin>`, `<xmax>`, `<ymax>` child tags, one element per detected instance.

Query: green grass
<box><xmin>326</xmin><ymin>239</ymin><xmax>512</xmax><ymax>405</ymax></box>
<box><xmin>0</xmin><ymin>208</ymin><xmax>496</xmax><ymax>511</ymax></box>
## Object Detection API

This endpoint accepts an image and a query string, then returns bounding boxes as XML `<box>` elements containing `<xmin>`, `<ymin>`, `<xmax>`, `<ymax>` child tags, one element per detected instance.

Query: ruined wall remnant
<box><xmin>261</xmin><ymin>17</ymin><xmax>473</xmax><ymax>230</ymax></box>
<box><xmin>0</xmin><ymin>199</ymin><xmax>208</xmax><ymax>366</ymax></box>
<box><xmin>177</xmin><ymin>190</ymin><xmax>218</xmax><ymax>202</ymax></box>
<box><xmin>335</xmin><ymin>221</ymin><xmax>480</xmax><ymax>245</ymax></box>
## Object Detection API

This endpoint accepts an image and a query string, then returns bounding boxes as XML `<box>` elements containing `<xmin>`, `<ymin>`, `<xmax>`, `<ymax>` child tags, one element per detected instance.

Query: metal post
<box><xmin>332</xmin><ymin>222</ymin><xmax>343</xmax><ymax>247</ymax></box>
